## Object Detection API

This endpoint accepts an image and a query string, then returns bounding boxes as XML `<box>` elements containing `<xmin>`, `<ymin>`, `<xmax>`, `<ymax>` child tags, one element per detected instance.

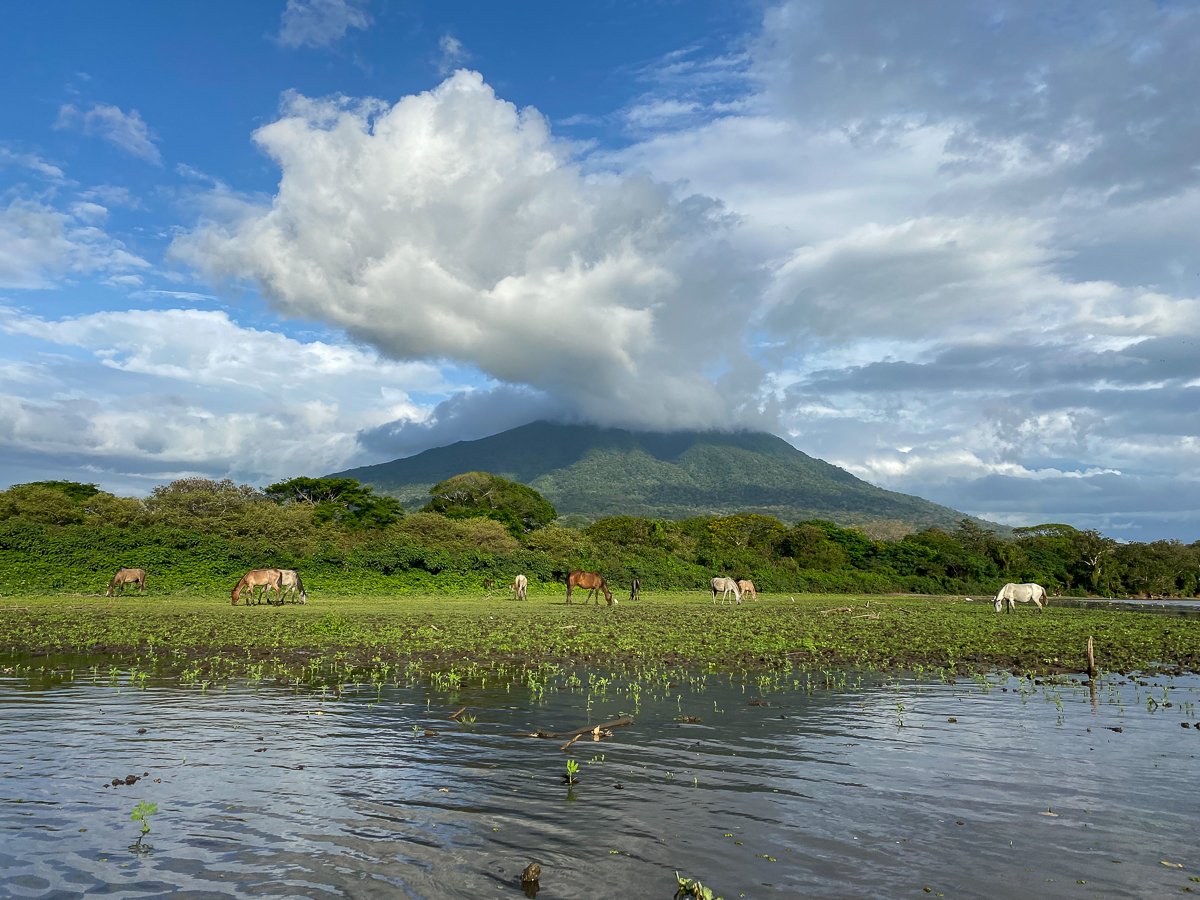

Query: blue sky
<box><xmin>3</xmin><ymin>1</ymin><xmax>1200</xmax><ymax>543</ymax></box>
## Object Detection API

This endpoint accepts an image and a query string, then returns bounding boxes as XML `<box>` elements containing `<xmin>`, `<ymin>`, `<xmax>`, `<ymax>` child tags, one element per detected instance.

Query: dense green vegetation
<box><xmin>1</xmin><ymin>593</ymin><xmax>1196</xmax><ymax>679</ymax></box>
<box><xmin>1</xmin><ymin>476</ymin><xmax>1198</xmax><ymax>601</ymax></box>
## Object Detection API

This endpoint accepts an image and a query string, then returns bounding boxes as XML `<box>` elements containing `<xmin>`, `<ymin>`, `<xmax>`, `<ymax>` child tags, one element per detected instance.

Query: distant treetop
<box><xmin>422</xmin><ymin>471</ymin><xmax>556</xmax><ymax>536</ymax></box>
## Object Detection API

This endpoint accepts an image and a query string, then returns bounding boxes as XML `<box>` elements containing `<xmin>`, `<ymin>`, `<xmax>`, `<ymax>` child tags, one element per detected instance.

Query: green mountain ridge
<box><xmin>330</xmin><ymin>421</ymin><xmax>990</xmax><ymax>537</ymax></box>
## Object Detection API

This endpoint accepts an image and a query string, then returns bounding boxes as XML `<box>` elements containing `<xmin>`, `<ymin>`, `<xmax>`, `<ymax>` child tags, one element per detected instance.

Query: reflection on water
<box><xmin>2</xmin><ymin>664</ymin><xmax>1199</xmax><ymax>899</ymax></box>
<box><xmin>1053</xmin><ymin>597</ymin><xmax>1200</xmax><ymax>618</ymax></box>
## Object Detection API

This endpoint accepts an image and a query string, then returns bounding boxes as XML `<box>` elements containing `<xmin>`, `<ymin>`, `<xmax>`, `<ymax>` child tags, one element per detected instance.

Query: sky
<box><xmin>2</xmin><ymin>1</ymin><xmax>1199</xmax><ymax>543</ymax></box>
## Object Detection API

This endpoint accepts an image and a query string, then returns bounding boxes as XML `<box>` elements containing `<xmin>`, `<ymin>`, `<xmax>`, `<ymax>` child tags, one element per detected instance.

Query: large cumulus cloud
<box><xmin>174</xmin><ymin>71</ymin><xmax>765</xmax><ymax>431</ymax></box>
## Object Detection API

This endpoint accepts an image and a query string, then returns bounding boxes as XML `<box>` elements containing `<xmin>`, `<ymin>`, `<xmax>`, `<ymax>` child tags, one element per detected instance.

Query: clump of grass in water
<box><xmin>674</xmin><ymin>871</ymin><xmax>722</xmax><ymax>900</ymax></box>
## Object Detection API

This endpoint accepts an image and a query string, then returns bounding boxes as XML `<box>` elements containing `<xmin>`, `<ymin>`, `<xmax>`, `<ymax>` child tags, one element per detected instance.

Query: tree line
<box><xmin>0</xmin><ymin>473</ymin><xmax>1196</xmax><ymax>598</ymax></box>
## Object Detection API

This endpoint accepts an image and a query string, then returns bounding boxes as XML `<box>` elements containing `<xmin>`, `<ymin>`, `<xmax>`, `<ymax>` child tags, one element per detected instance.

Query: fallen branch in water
<box><xmin>448</xmin><ymin>706</ymin><xmax>468</xmax><ymax>721</ymax></box>
<box><xmin>529</xmin><ymin>715</ymin><xmax>633</xmax><ymax>740</ymax></box>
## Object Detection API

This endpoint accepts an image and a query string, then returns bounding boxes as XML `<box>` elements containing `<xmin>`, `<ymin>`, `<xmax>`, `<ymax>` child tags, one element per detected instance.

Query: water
<box><xmin>1</xmin><ymin>665</ymin><xmax>1198</xmax><ymax>899</ymax></box>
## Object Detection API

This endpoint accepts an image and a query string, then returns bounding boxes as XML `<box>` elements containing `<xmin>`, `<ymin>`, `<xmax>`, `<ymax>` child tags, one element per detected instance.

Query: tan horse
<box><xmin>278</xmin><ymin>569</ymin><xmax>307</xmax><ymax>604</ymax></box>
<box><xmin>567</xmin><ymin>570</ymin><xmax>614</xmax><ymax>606</ymax></box>
<box><xmin>231</xmin><ymin>568</ymin><xmax>283</xmax><ymax>606</ymax></box>
<box><xmin>736</xmin><ymin>579</ymin><xmax>758</xmax><ymax>601</ymax></box>
<box><xmin>710</xmin><ymin>576</ymin><xmax>742</xmax><ymax>605</ymax></box>
<box><xmin>106</xmin><ymin>568</ymin><xmax>146</xmax><ymax>597</ymax></box>
<box><xmin>510</xmin><ymin>574</ymin><xmax>528</xmax><ymax>601</ymax></box>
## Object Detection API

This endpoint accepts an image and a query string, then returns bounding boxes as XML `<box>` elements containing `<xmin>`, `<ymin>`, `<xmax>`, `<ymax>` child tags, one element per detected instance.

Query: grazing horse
<box><xmin>629</xmin><ymin>576</ymin><xmax>641</xmax><ymax>602</ymax></box>
<box><xmin>231</xmin><ymin>568</ymin><xmax>283</xmax><ymax>606</ymax></box>
<box><xmin>278</xmin><ymin>569</ymin><xmax>307</xmax><ymax>604</ymax></box>
<box><xmin>736</xmin><ymin>579</ymin><xmax>757</xmax><ymax>601</ymax></box>
<box><xmin>711</xmin><ymin>576</ymin><xmax>742</xmax><ymax>605</ymax></box>
<box><xmin>510</xmin><ymin>574</ymin><xmax>528</xmax><ymax>601</ymax></box>
<box><xmin>106</xmin><ymin>568</ymin><xmax>146</xmax><ymax>597</ymax></box>
<box><xmin>567</xmin><ymin>570</ymin><xmax>614</xmax><ymax>606</ymax></box>
<box><xmin>994</xmin><ymin>582</ymin><xmax>1048</xmax><ymax>612</ymax></box>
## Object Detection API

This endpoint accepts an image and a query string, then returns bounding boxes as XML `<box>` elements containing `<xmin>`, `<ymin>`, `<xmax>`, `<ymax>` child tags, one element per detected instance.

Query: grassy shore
<box><xmin>1</xmin><ymin>591</ymin><xmax>1197</xmax><ymax>682</ymax></box>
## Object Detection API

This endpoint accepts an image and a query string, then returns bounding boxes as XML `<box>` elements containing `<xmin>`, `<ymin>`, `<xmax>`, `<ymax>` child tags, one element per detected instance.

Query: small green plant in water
<box><xmin>564</xmin><ymin>758</ymin><xmax>580</xmax><ymax>785</ymax></box>
<box><xmin>675</xmin><ymin>871</ymin><xmax>722</xmax><ymax>900</ymax></box>
<box><xmin>129</xmin><ymin>800</ymin><xmax>157</xmax><ymax>851</ymax></box>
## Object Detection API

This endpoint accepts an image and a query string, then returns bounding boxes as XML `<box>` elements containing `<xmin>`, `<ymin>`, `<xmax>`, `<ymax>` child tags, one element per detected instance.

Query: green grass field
<box><xmin>2</xmin><ymin>591</ymin><xmax>1197</xmax><ymax>682</ymax></box>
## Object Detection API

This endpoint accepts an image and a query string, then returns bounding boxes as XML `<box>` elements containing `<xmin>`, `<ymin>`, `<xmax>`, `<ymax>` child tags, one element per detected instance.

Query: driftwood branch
<box><xmin>529</xmin><ymin>715</ymin><xmax>633</xmax><ymax>740</ymax></box>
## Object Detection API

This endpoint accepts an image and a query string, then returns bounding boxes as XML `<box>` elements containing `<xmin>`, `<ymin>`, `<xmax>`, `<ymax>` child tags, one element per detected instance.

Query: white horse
<box><xmin>279</xmin><ymin>569</ymin><xmax>307</xmax><ymax>604</ymax></box>
<box><xmin>711</xmin><ymin>576</ymin><xmax>742</xmax><ymax>605</ymax></box>
<box><xmin>510</xmin><ymin>574</ymin><xmax>528</xmax><ymax>601</ymax></box>
<box><xmin>994</xmin><ymin>582</ymin><xmax>1048</xmax><ymax>612</ymax></box>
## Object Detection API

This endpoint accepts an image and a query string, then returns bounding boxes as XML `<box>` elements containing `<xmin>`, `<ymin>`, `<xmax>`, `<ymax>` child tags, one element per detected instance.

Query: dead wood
<box><xmin>529</xmin><ymin>715</ymin><xmax>633</xmax><ymax>740</ymax></box>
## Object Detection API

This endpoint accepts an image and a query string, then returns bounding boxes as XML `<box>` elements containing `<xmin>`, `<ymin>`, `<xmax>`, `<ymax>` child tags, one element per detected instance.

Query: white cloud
<box><xmin>437</xmin><ymin>34</ymin><xmax>469</xmax><ymax>75</ymax></box>
<box><xmin>174</xmin><ymin>71</ymin><xmax>765</xmax><ymax>431</ymax></box>
<box><xmin>0</xmin><ymin>146</ymin><xmax>65</xmax><ymax>181</ymax></box>
<box><xmin>277</xmin><ymin>0</ymin><xmax>371</xmax><ymax>49</ymax></box>
<box><xmin>55</xmin><ymin>103</ymin><xmax>163</xmax><ymax>165</ymax></box>
<box><xmin>0</xmin><ymin>306</ymin><xmax>450</xmax><ymax>490</ymax></box>
<box><xmin>0</xmin><ymin>200</ymin><xmax>149</xmax><ymax>289</ymax></box>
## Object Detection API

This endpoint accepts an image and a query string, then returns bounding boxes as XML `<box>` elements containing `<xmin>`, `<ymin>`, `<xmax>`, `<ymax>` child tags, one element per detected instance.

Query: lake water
<box><xmin>1</xmin><ymin>663</ymin><xmax>1198</xmax><ymax>899</ymax></box>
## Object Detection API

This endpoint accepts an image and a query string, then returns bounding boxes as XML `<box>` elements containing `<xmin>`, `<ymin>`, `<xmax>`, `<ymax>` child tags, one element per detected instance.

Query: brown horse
<box><xmin>106</xmin><ymin>568</ymin><xmax>146</xmax><ymax>597</ymax></box>
<box><xmin>567</xmin><ymin>570</ymin><xmax>614</xmax><ymax>606</ymax></box>
<box><xmin>231</xmin><ymin>568</ymin><xmax>283</xmax><ymax>606</ymax></box>
<box><xmin>736</xmin><ymin>579</ymin><xmax>757</xmax><ymax>601</ymax></box>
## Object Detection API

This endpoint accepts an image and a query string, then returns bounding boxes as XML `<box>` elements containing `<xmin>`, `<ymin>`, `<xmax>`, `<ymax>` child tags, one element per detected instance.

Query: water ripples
<box><xmin>2</xmin><ymin>669</ymin><xmax>1199</xmax><ymax>898</ymax></box>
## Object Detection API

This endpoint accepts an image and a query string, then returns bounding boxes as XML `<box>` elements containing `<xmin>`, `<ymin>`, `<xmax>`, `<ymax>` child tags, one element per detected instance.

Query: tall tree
<box><xmin>265</xmin><ymin>476</ymin><xmax>403</xmax><ymax>528</ymax></box>
<box><xmin>422</xmin><ymin>471</ymin><xmax>555</xmax><ymax>536</ymax></box>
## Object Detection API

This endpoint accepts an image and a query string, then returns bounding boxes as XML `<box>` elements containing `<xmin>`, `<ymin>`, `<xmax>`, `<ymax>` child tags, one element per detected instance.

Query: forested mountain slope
<box><xmin>331</xmin><ymin>421</ymin><xmax>985</xmax><ymax>537</ymax></box>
